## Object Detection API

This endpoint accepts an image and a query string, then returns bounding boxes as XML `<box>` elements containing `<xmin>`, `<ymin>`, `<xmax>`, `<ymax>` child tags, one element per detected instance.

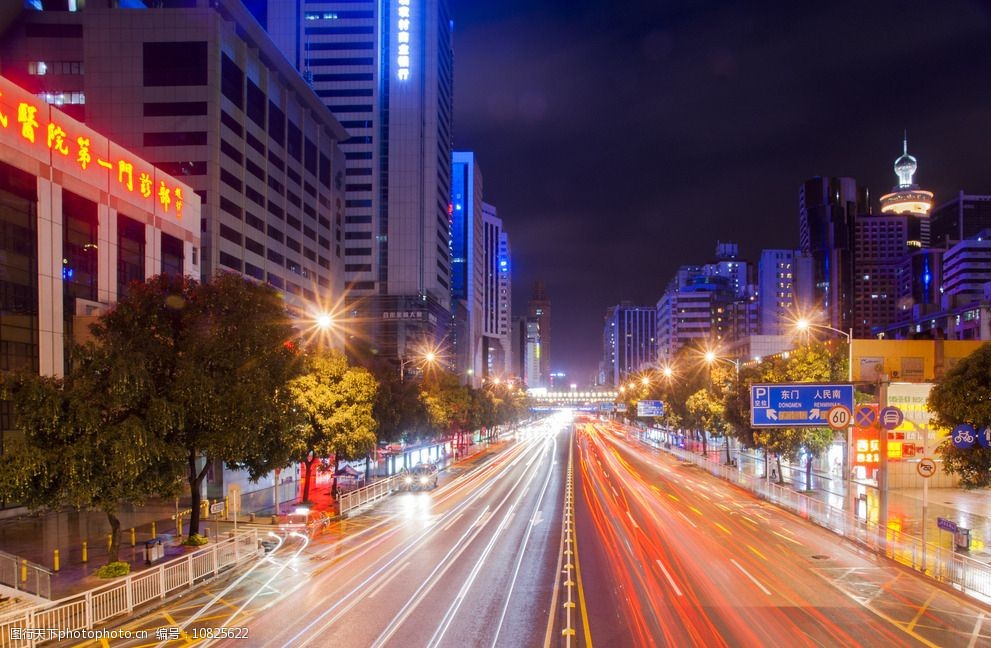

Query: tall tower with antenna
<box><xmin>880</xmin><ymin>132</ymin><xmax>934</xmax><ymax>246</ymax></box>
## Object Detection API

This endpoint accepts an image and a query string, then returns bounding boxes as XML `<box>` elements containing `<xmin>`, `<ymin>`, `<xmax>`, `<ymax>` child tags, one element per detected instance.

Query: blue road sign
<box><xmin>952</xmin><ymin>424</ymin><xmax>976</xmax><ymax>449</ymax></box>
<box><xmin>750</xmin><ymin>384</ymin><xmax>855</xmax><ymax>428</ymax></box>
<box><xmin>855</xmin><ymin>405</ymin><xmax>877</xmax><ymax>428</ymax></box>
<box><xmin>637</xmin><ymin>400</ymin><xmax>664</xmax><ymax>417</ymax></box>
<box><xmin>879</xmin><ymin>406</ymin><xmax>903</xmax><ymax>430</ymax></box>
<box><xmin>599</xmin><ymin>402</ymin><xmax>615</xmax><ymax>413</ymax></box>
<box><xmin>937</xmin><ymin>517</ymin><xmax>958</xmax><ymax>533</ymax></box>
<box><xmin>980</xmin><ymin>427</ymin><xmax>991</xmax><ymax>449</ymax></box>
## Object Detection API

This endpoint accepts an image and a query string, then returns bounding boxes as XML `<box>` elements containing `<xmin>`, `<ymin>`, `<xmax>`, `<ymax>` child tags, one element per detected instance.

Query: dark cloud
<box><xmin>451</xmin><ymin>0</ymin><xmax>991</xmax><ymax>383</ymax></box>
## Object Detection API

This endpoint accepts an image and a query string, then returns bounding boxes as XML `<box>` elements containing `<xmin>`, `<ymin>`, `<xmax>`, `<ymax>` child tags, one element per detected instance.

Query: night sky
<box><xmin>448</xmin><ymin>0</ymin><xmax>991</xmax><ymax>384</ymax></box>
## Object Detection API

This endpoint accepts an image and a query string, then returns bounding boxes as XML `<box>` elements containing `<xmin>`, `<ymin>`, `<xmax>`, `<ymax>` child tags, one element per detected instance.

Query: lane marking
<box><xmin>731</xmin><ymin>558</ymin><xmax>772</xmax><ymax>596</ymax></box>
<box><xmin>366</xmin><ymin>561</ymin><xmax>410</xmax><ymax>599</ymax></box>
<box><xmin>747</xmin><ymin>545</ymin><xmax>767</xmax><ymax>561</ymax></box>
<box><xmin>906</xmin><ymin>588</ymin><xmax>938</xmax><ymax>633</ymax></box>
<box><xmin>626</xmin><ymin>511</ymin><xmax>640</xmax><ymax>530</ymax></box>
<box><xmin>611</xmin><ymin>486</ymin><xmax>619</xmax><ymax>498</ymax></box>
<box><xmin>689</xmin><ymin>506</ymin><xmax>703</xmax><ymax>516</ymax></box>
<box><xmin>740</xmin><ymin>515</ymin><xmax>758</xmax><ymax>526</ymax></box>
<box><xmin>677</xmin><ymin>511</ymin><xmax>697</xmax><ymax>529</ymax></box>
<box><xmin>655</xmin><ymin>559</ymin><xmax>684</xmax><ymax>597</ymax></box>
<box><xmin>967</xmin><ymin>612</ymin><xmax>986</xmax><ymax>648</ymax></box>
<box><xmin>667</xmin><ymin>493</ymin><xmax>679</xmax><ymax>502</ymax></box>
<box><xmin>772</xmin><ymin>530</ymin><xmax>802</xmax><ymax>546</ymax></box>
<box><xmin>714</xmin><ymin>522</ymin><xmax>731</xmax><ymax>535</ymax></box>
<box><xmin>440</xmin><ymin>512</ymin><xmax>464</xmax><ymax>532</ymax></box>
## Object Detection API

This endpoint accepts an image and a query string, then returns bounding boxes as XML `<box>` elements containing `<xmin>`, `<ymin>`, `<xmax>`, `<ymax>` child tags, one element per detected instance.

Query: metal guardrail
<box><xmin>0</xmin><ymin>550</ymin><xmax>52</xmax><ymax>600</ymax></box>
<box><xmin>0</xmin><ymin>529</ymin><xmax>262</xmax><ymax>648</ymax></box>
<box><xmin>337</xmin><ymin>475</ymin><xmax>400</xmax><ymax>516</ymax></box>
<box><xmin>645</xmin><ymin>435</ymin><xmax>991</xmax><ymax>603</ymax></box>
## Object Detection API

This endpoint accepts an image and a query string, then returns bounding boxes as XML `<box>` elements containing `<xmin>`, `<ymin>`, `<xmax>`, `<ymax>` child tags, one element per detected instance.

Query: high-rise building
<box><xmin>853</xmin><ymin>215</ymin><xmax>911</xmax><ymax>337</ymax></box>
<box><xmin>942</xmin><ymin>235</ymin><xmax>991</xmax><ymax>304</ymax></box>
<box><xmin>0</xmin><ymin>0</ymin><xmax>348</xmax><ymax>320</ymax></box>
<box><xmin>524</xmin><ymin>317</ymin><xmax>542</xmax><ymax>388</ymax></box>
<box><xmin>799</xmin><ymin>176</ymin><xmax>868</xmax><ymax>332</ymax></box>
<box><xmin>757</xmin><ymin>250</ymin><xmax>798</xmax><ymax>334</ymax></box>
<box><xmin>879</xmin><ymin>135</ymin><xmax>934</xmax><ymax>245</ymax></box>
<box><xmin>482</xmin><ymin>202</ymin><xmax>512</xmax><ymax>376</ymax></box>
<box><xmin>601</xmin><ymin>303</ymin><xmax>656</xmax><ymax>387</ymax></box>
<box><xmin>930</xmin><ymin>192</ymin><xmax>991</xmax><ymax>247</ymax></box>
<box><xmin>450</xmin><ymin>152</ymin><xmax>483</xmax><ymax>385</ymax></box>
<box><xmin>256</xmin><ymin>0</ymin><xmax>455</xmax><ymax>363</ymax></box>
<box><xmin>527</xmin><ymin>281</ymin><xmax>551</xmax><ymax>385</ymax></box>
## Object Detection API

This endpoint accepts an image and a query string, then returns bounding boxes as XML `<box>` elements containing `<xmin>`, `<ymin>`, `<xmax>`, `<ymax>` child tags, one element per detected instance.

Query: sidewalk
<box><xmin>640</xmin><ymin>431</ymin><xmax>991</xmax><ymax>563</ymax></box>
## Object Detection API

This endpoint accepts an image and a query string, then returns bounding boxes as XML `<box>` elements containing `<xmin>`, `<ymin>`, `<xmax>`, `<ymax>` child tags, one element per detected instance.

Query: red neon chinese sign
<box><xmin>0</xmin><ymin>78</ymin><xmax>191</xmax><ymax>220</ymax></box>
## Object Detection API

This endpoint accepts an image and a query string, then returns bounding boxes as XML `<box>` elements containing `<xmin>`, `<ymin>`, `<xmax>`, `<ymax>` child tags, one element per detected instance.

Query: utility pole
<box><xmin>878</xmin><ymin>375</ymin><xmax>890</xmax><ymax>549</ymax></box>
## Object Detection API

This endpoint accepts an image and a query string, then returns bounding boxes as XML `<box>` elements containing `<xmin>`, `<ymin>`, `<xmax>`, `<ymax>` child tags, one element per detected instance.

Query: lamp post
<box><xmin>703</xmin><ymin>350</ymin><xmax>740</xmax><ymax>465</ymax></box>
<box><xmin>795</xmin><ymin>317</ymin><xmax>854</xmax><ymax>481</ymax></box>
<box><xmin>400</xmin><ymin>350</ymin><xmax>437</xmax><ymax>382</ymax></box>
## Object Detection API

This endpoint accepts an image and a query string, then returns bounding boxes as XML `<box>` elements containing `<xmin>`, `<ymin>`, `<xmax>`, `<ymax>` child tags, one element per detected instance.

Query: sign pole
<box><xmin>921</xmin><ymin>422</ymin><xmax>929</xmax><ymax>573</ymax></box>
<box><xmin>878</xmin><ymin>376</ymin><xmax>890</xmax><ymax>549</ymax></box>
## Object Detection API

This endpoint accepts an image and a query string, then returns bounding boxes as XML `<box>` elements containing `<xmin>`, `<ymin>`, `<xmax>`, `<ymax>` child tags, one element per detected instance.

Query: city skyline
<box><xmin>451</xmin><ymin>0</ymin><xmax>991</xmax><ymax>381</ymax></box>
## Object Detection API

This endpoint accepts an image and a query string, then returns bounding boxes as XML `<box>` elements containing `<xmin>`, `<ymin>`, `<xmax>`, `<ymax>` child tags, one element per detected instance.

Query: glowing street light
<box><xmin>315</xmin><ymin>312</ymin><xmax>333</xmax><ymax>330</ymax></box>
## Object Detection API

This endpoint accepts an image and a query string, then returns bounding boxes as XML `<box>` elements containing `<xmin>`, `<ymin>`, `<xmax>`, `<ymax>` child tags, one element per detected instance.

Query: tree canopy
<box><xmin>928</xmin><ymin>343</ymin><xmax>991</xmax><ymax>488</ymax></box>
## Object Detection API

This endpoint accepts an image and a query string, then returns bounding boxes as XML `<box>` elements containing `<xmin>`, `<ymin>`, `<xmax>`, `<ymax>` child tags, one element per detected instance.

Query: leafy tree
<box><xmin>686</xmin><ymin>388</ymin><xmax>726</xmax><ymax>457</ymax></box>
<box><xmin>88</xmin><ymin>273</ymin><xmax>302</xmax><ymax>537</ymax></box>
<box><xmin>928</xmin><ymin>343</ymin><xmax>991</xmax><ymax>488</ymax></box>
<box><xmin>0</xmin><ymin>369</ymin><xmax>183</xmax><ymax>563</ymax></box>
<box><xmin>288</xmin><ymin>349</ymin><xmax>379</xmax><ymax>501</ymax></box>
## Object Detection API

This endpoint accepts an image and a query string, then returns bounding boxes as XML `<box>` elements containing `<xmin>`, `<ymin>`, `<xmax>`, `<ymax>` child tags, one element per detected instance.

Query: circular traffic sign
<box><xmin>979</xmin><ymin>427</ymin><xmax>991</xmax><ymax>449</ymax></box>
<box><xmin>952</xmin><ymin>424</ymin><xmax>977</xmax><ymax>449</ymax></box>
<box><xmin>879</xmin><ymin>406</ymin><xmax>904</xmax><ymax>430</ymax></box>
<box><xmin>827</xmin><ymin>405</ymin><xmax>852</xmax><ymax>430</ymax></box>
<box><xmin>917</xmin><ymin>457</ymin><xmax>937</xmax><ymax>478</ymax></box>
<box><xmin>855</xmin><ymin>405</ymin><xmax>877</xmax><ymax>428</ymax></box>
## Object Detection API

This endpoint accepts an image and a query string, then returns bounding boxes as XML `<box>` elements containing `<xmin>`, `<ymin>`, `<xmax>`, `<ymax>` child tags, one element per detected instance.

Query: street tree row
<box><xmin>0</xmin><ymin>273</ymin><xmax>529</xmax><ymax>563</ymax></box>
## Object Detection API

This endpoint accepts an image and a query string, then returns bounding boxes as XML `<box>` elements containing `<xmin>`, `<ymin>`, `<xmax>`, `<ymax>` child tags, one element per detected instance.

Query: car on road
<box><xmin>399</xmin><ymin>463</ymin><xmax>438</xmax><ymax>491</ymax></box>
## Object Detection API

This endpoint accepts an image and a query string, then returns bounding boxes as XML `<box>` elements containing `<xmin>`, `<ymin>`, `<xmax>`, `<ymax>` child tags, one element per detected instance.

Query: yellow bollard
<box><xmin>224</xmin><ymin>496</ymin><xmax>229</xmax><ymax>520</ymax></box>
<box><xmin>107</xmin><ymin>533</ymin><xmax>112</xmax><ymax>553</ymax></box>
<box><xmin>21</xmin><ymin>559</ymin><xmax>27</xmax><ymax>583</ymax></box>
<box><xmin>176</xmin><ymin>515</ymin><xmax>183</xmax><ymax>540</ymax></box>
<box><xmin>130</xmin><ymin>527</ymin><xmax>136</xmax><ymax>547</ymax></box>
<box><xmin>53</xmin><ymin>549</ymin><xmax>60</xmax><ymax>573</ymax></box>
<box><xmin>82</xmin><ymin>541</ymin><xmax>88</xmax><ymax>563</ymax></box>
<box><xmin>151</xmin><ymin>521</ymin><xmax>157</xmax><ymax>538</ymax></box>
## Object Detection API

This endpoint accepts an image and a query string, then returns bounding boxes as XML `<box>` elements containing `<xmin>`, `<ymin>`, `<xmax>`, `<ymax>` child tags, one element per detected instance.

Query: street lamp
<box><xmin>400</xmin><ymin>348</ymin><xmax>439</xmax><ymax>382</ymax></box>
<box><xmin>794</xmin><ymin>316</ymin><xmax>854</xmax><ymax>482</ymax></box>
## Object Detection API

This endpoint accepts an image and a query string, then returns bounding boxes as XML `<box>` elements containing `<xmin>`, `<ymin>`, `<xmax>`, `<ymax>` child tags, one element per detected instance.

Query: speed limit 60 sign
<box><xmin>827</xmin><ymin>405</ymin><xmax>852</xmax><ymax>430</ymax></box>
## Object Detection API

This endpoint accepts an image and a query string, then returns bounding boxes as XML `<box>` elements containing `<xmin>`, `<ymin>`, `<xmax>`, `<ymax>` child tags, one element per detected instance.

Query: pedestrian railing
<box><xmin>644</xmin><ymin>435</ymin><xmax>991</xmax><ymax>603</ymax></box>
<box><xmin>337</xmin><ymin>475</ymin><xmax>401</xmax><ymax>516</ymax></box>
<box><xmin>0</xmin><ymin>529</ymin><xmax>262</xmax><ymax>648</ymax></box>
<box><xmin>0</xmin><ymin>550</ymin><xmax>52</xmax><ymax>600</ymax></box>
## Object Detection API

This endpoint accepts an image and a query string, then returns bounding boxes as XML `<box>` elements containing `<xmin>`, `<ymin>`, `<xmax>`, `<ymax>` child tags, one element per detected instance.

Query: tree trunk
<box><xmin>106</xmin><ymin>511</ymin><xmax>121</xmax><ymax>564</ymax></box>
<box><xmin>187</xmin><ymin>451</ymin><xmax>209</xmax><ymax>538</ymax></box>
<box><xmin>775</xmin><ymin>454</ymin><xmax>783</xmax><ymax>484</ymax></box>
<box><xmin>763</xmin><ymin>448</ymin><xmax>769</xmax><ymax>478</ymax></box>
<box><xmin>364</xmin><ymin>453</ymin><xmax>371</xmax><ymax>482</ymax></box>
<box><xmin>331</xmin><ymin>456</ymin><xmax>340</xmax><ymax>498</ymax></box>
<box><xmin>806</xmin><ymin>454</ymin><xmax>813</xmax><ymax>491</ymax></box>
<box><xmin>301</xmin><ymin>456</ymin><xmax>315</xmax><ymax>503</ymax></box>
<box><xmin>701</xmin><ymin>430</ymin><xmax>708</xmax><ymax>457</ymax></box>
<box><xmin>725</xmin><ymin>437</ymin><xmax>732</xmax><ymax>465</ymax></box>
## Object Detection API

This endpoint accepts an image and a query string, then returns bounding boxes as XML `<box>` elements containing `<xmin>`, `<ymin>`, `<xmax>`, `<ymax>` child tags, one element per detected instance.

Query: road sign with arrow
<box><xmin>750</xmin><ymin>384</ymin><xmax>855</xmax><ymax>428</ymax></box>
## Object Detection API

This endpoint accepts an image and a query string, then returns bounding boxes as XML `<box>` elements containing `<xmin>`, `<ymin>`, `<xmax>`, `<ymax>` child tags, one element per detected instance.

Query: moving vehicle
<box><xmin>399</xmin><ymin>463</ymin><xmax>439</xmax><ymax>491</ymax></box>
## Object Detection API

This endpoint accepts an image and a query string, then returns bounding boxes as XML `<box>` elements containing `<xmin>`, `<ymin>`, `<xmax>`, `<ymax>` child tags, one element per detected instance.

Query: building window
<box><xmin>221</xmin><ymin>53</ymin><xmax>243</xmax><ymax>108</ymax></box>
<box><xmin>246</xmin><ymin>80</ymin><xmax>266</xmax><ymax>128</ymax></box>
<box><xmin>143</xmin><ymin>42</ymin><xmax>207</xmax><ymax>87</ymax></box>
<box><xmin>161</xmin><ymin>232</ymin><xmax>184</xmax><ymax>276</ymax></box>
<box><xmin>0</xmin><ymin>162</ymin><xmax>38</xmax><ymax>374</ymax></box>
<box><xmin>117</xmin><ymin>214</ymin><xmax>145</xmax><ymax>298</ymax></box>
<box><xmin>62</xmin><ymin>191</ymin><xmax>98</xmax><ymax>302</ymax></box>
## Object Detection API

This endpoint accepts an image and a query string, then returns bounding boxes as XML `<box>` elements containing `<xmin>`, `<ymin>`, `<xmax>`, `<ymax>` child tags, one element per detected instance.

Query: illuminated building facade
<box><xmin>527</xmin><ymin>281</ymin><xmax>551</xmax><ymax>386</ymax></box>
<box><xmin>482</xmin><ymin>203</ymin><xmax>512</xmax><ymax>377</ymax></box>
<box><xmin>0</xmin><ymin>74</ymin><xmax>201</xmax><ymax>506</ymax></box>
<box><xmin>798</xmin><ymin>176</ymin><xmax>867</xmax><ymax>333</ymax></box>
<box><xmin>450</xmin><ymin>151</ymin><xmax>483</xmax><ymax>385</ymax></box>
<box><xmin>256</xmin><ymin>0</ymin><xmax>455</xmax><ymax>362</ymax></box>
<box><xmin>602</xmin><ymin>303</ymin><xmax>656</xmax><ymax>387</ymax></box>
<box><xmin>879</xmin><ymin>136</ymin><xmax>934</xmax><ymax>242</ymax></box>
<box><xmin>0</xmin><ymin>0</ymin><xmax>349</xmax><ymax>321</ymax></box>
<box><xmin>930</xmin><ymin>192</ymin><xmax>991</xmax><ymax>247</ymax></box>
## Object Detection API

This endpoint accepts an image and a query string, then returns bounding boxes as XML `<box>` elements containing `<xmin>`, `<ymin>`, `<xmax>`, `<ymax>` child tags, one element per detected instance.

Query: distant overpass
<box><xmin>528</xmin><ymin>388</ymin><xmax>619</xmax><ymax>407</ymax></box>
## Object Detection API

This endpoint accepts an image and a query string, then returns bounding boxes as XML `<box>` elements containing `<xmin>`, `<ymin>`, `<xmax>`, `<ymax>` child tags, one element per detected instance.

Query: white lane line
<box><xmin>656</xmin><ymin>559</ymin><xmax>684</xmax><ymax>597</ymax></box>
<box><xmin>626</xmin><ymin>511</ymin><xmax>640</xmax><ymax>529</ymax></box>
<box><xmin>731</xmin><ymin>558</ymin><xmax>771</xmax><ymax>596</ymax></box>
<box><xmin>366</xmin><ymin>561</ymin><xmax>410</xmax><ymax>599</ymax></box>
<box><xmin>440</xmin><ymin>512</ymin><xmax>463</xmax><ymax>532</ymax></box>
<box><xmin>677</xmin><ymin>511</ymin><xmax>697</xmax><ymax>528</ymax></box>
<box><xmin>968</xmin><ymin>611</ymin><xmax>986</xmax><ymax>648</ymax></box>
<box><xmin>611</xmin><ymin>486</ymin><xmax>619</xmax><ymax>498</ymax></box>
